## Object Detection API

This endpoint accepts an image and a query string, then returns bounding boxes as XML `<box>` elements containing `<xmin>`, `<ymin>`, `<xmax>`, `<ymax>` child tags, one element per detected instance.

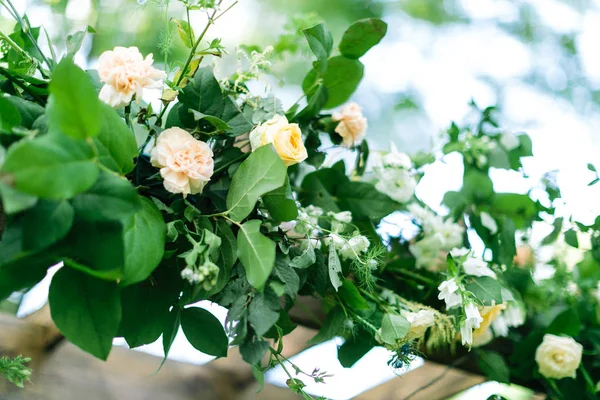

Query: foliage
<box><xmin>0</xmin><ymin>355</ymin><xmax>32</xmax><ymax>388</ymax></box>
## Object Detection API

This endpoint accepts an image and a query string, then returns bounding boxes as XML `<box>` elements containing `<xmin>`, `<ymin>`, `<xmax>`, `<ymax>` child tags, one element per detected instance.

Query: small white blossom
<box><xmin>461</xmin><ymin>302</ymin><xmax>484</xmax><ymax>346</ymax></box>
<box><xmin>492</xmin><ymin>315</ymin><xmax>509</xmax><ymax>337</ymax></box>
<box><xmin>382</xmin><ymin>143</ymin><xmax>412</xmax><ymax>169</ymax></box>
<box><xmin>480</xmin><ymin>211</ymin><xmax>498</xmax><ymax>234</ymax></box>
<box><xmin>500</xmin><ymin>132</ymin><xmax>520</xmax><ymax>151</ymax></box>
<box><xmin>328</xmin><ymin>211</ymin><xmax>353</xmax><ymax>224</ymax></box>
<box><xmin>409</xmin><ymin>235</ymin><xmax>444</xmax><ymax>271</ymax></box>
<box><xmin>375</xmin><ymin>168</ymin><xmax>416</xmax><ymax>203</ymax></box>
<box><xmin>504</xmin><ymin>303</ymin><xmax>526</xmax><ymax>327</ymax></box>
<box><xmin>463</xmin><ymin>256</ymin><xmax>496</xmax><ymax>278</ymax></box>
<box><xmin>438</xmin><ymin>279</ymin><xmax>463</xmax><ymax>309</ymax></box>
<box><xmin>433</xmin><ymin>219</ymin><xmax>464</xmax><ymax>249</ymax></box>
<box><xmin>450</xmin><ymin>247</ymin><xmax>470</xmax><ymax>258</ymax></box>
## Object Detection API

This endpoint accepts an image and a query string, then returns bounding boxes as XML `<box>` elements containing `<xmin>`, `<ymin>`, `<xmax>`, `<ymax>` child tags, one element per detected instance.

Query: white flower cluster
<box><xmin>408</xmin><ymin>204</ymin><xmax>464</xmax><ymax>272</ymax></box>
<box><xmin>181</xmin><ymin>260</ymin><xmax>219</xmax><ymax>290</ymax></box>
<box><xmin>374</xmin><ymin>144</ymin><xmax>416</xmax><ymax>204</ymax></box>
<box><xmin>459</xmin><ymin>133</ymin><xmax>496</xmax><ymax>168</ymax></box>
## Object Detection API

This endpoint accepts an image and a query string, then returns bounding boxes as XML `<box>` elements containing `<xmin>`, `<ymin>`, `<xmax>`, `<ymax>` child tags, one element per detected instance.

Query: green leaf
<box><xmin>72</xmin><ymin>170</ymin><xmax>141</xmax><ymax>222</ymax></box>
<box><xmin>462</xmin><ymin>170</ymin><xmax>494</xmax><ymax>202</ymax></box>
<box><xmin>307</xmin><ymin>307</ymin><xmax>345</xmax><ymax>345</ymax></box>
<box><xmin>547</xmin><ymin>309</ymin><xmax>581</xmax><ymax>337</ymax></box>
<box><xmin>380</xmin><ymin>313</ymin><xmax>410</xmax><ymax>345</ymax></box>
<box><xmin>46</xmin><ymin>58</ymin><xmax>101</xmax><ymax>139</ymax></box>
<box><xmin>0</xmin><ymin>182</ymin><xmax>37</xmax><ymax>214</ymax></box>
<box><xmin>338</xmin><ymin>331</ymin><xmax>374</xmax><ymax>368</ymax></box>
<box><xmin>240</xmin><ymin>336</ymin><xmax>269</xmax><ymax>365</ymax></box>
<box><xmin>300</xmin><ymin>168</ymin><xmax>347</xmax><ymax>212</ymax></box>
<box><xmin>302</xmin><ymin>23</ymin><xmax>333</xmax><ymax>60</ymax></box>
<box><xmin>4</xmin><ymin>97</ymin><xmax>44</xmax><ymax>129</ymax></box>
<box><xmin>498</xmin><ymin>217</ymin><xmax>516</xmax><ymax>266</ymax></box>
<box><xmin>262</xmin><ymin>176</ymin><xmax>298</xmax><ymax>224</ymax></box>
<box><xmin>121</xmin><ymin>197</ymin><xmax>166</xmax><ymax>286</ymax></box>
<box><xmin>93</xmin><ymin>103</ymin><xmax>138</xmax><ymax>174</ymax></box>
<box><xmin>226</xmin><ymin>145</ymin><xmax>287</xmax><ymax>222</ymax></box>
<box><xmin>65</xmin><ymin>26</ymin><xmax>94</xmax><ymax>59</ymax></box>
<box><xmin>1</xmin><ymin>133</ymin><xmax>99</xmax><ymax>199</ymax></box>
<box><xmin>339</xmin><ymin>18</ymin><xmax>388</xmax><ymax>59</ymax></box>
<box><xmin>294</xmin><ymin>84</ymin><xmax>328</xmax><ymax>121</ymax></box>
<box><xmin>172</xmin><ymin>19</ymin><xmax>194</xmax><ymax>48</ymax></box>
<box><xmin>49</xmin><ymin>267</ymin><xmax>121</xmax><ymax>360</ymax></box>
<box><xmin>0</xmin><ymin>253</ymin><xmax>52</xmax><ymax>302</ymax></box>
<box><xmin>162</xmin><ymin>307</ymin><xmax>180</xmax><ymax>360</ymax></box>
<box><xmin>0</xmin><ymin>97</ymin><xmax>22</xmax><ymax>132</ymax></box>
<box><xmin>213</xmin><ymin>219</ymin><xmax>237</xmax><ymax>292</ymax></box>
<box><xmin>188</xmin><ymin>110</ymin><xmax>232</xmax><ymax>132</ymax></box>
<box><xmin>338</xmin><ymin>280</ymin><xmax>370</xmax><ymax>310</ymax></box>
<box><xmin>328</xmin><ymin>244</ymin><xmax>343</xmax><ymax>291</ymax></box>
<box><xmin>181</xmin><ymin>307</ymin><xmax>228</xmax><ymax>357</ymax></box>
<box><xmin>337</xmin><ymin>181</ymin><xmax>398</xmax><ymax>220</ymax></box>
<box><xmin>565</xmin><ymin>229</ymin><xmax>579</xmax><ymax>248</ymax></box>
<box><xmin>303</xmin><ymin>56</ymin><xmax>364</xmax><ymax>109</ymax></box>
<box><xmin>477</xmin><ymin>350</ymin><xmax>510</xmax><ymax>383</ymax></box>
<box><xmin>491</xmin><ymin>193</ymin><xmax>539</xmax><ymax>229</ymax></box>
<box><xmin>274</xmin><ymin>260</ymin><xmax>300</xmax><ymax>300</ymax></box>
<box><xmin>289</xmin><ymin>244</ymin><xmax>316</xmax><ymax>269</ymax></box>
<box><xmin>248</xmin><ymin>289</ymin><xmax>280</xmax><ymax>336</ymax></box>
<box><xmin>466</xmin><ymin>276</ymin><xmax>503</xmax><ymax>306</ymax></box>
<box><xmin>237</xmin><ymin>220</ymin><xmax>276</xmax><ymax>290</ymax></box>
<box><xmin>22</xmin><ymin>200</ymin><xmax>74</xmax><ymax>252</ymax></box>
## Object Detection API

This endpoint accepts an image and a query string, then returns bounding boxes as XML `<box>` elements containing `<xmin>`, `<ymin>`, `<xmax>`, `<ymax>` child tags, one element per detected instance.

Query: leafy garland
<box><xmin>0</xmin><ymin>0</ymin><xmax>599</xmax><ymax>398</ymax></box>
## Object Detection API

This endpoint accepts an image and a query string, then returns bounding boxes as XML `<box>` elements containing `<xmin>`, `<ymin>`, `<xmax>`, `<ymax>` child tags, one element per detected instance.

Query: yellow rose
<box><xmin>150</xmin><ymin>127</ymin><xmax>214</xmax><ymax>196</ymax></box>
<box><xmin>535</xmin><ymin>334</ymin><xmax>583</xmax><ymax>379</ymax></box>
<box><xmin>472</xmin><ymin>304</ymin><xmax>506</xmax><ymax>341</ymax></box>
<box><xmin>249</xmin><ymin>114</ymin><xmax>308</xmax><ymax>166</ymax></box>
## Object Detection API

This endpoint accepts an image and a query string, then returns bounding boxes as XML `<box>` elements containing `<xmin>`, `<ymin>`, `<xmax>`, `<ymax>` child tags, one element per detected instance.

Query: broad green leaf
<box><xmin>565</xmin><ymin>229</ymin><xmax>579</xmax><ymax>248</ymax></box>
<box><xmin>492</xmin><ymin>193</ymin><xmax>539</xmax><ymax>229</ymax></box>
<box><xmin>0</xmin><ymin>256</ymin><xmax>51</xmax><ymax>301</ymax></box>
<box><xmin>1</xmin><ymin>133</ymin><xmax>98</xmax><ymax>199</ymax></box>
<box><xmin>65</xmin><ymin>26</ymin><xmax>94</xmax><ymax>59</ymax></box>
<box><xmin>462</xmin><ymin>170</ymin><xmax>494</xmax><ymax>202</ymax></box>
<box><xmin>172</xmin><ymin>19</ymin><xmax>195</xmax><ymax>48</ymax></box>
<box><xmin>328</xmin><ymin>244</ymin><xmax>343</xmax><ymax>291</ymax></box>
<box><xmin>22</xmin><ymin>200</ymin><xmax>74</xmax><ymax>252</ymax></box>
<box><xmin>248</xmin><ymin>289</ymin><xmax>280</xmax><ymax>336</ymax></box>
<box><xmin>262</xmin><ymin>176</ymin><xmax>298</xmax><ymax>224</ymax></box>
<box><xmin>0</xmin><ymin>97</ymin><xmax>22</xmax><ymax>132</ymax></box>
<box><xmin>72</xmin><ymin>170</ymin><xmax>141</xmax><ymax>222</ymax></box>
<box><xmin>337</xmin><ymin>181</ymin><xmax>398</xmax><ymax>220</ymax></box>
<box><xmin>5</xmin><ymin>97</ymin><xmax>44</xmax><ymax>128</ymax></box>
<box><xmin>294</xmin><ymin>84</ymin><xmax>328</xmax><ymax>121</ymax></box>
<box><xmin>121</xmin><ymin>197</ymin><xmax>166</xmax><ymax>286</ymax></box>
<box><xmin>274</xmin><ymin>260</ymin><xmax>299</xmax><ymax>300</ymax></box>
<box><xmin>498</xmin><ymin>217</ymin><xmax>516</xmax><ymax>266</ymax></box>
<box><xmin>93</xmin><ymin>103</ymin><xmax>138</xmax><ymax>174</ymax></box>
<box><xmin>188</xmin><ymin>110</ymin><xmax>232</xmax><ymax>132</ymax></box>
<box><xmin>181</xmin><ymin>307</ymin><xmax>228</xmax><ymax>357</ymax></box>
<box><xmin>380</xmin><ymin>313</ymin><xmax>410</xmax><ymax>345</ymax></box>
<box><xmin>303</xmin><ymin>56</ymin><xmax>364</xmax><ymax>109</ymax></box>
<box><xmin>307</xmin><ymin>307</ymin><xmax>345</xmax><ymax>345</ymax></box>
<box><xmin>300</xmin><ymin>168</ymin><xmax>347</xmax><ymax>212</ymax></box>
<box><xmin>477</xmin><ymin>350</ymin><xmax>510</xmax><ymax>383</ymax></box>
<box><xmin>338</xmin><ymin>330</ymin><xmax>374</xmax><ymax>368</ymax></box>
<box><xmin>547</xmin><ymin>309</ymin><xmax>581</xmax><ymax>337</ymax></box>
<box><xmin>0</xmin><ymin>182</ymin><xmax>37</xmax><ymax>214</ymax></box>
<box><xmin>339</xmin><ymin>18</ymin><xmax>388</xmax><ymax>59</ymax></box>
<box><xmin>49</xmin><ymin>267</ymin><xmax>121</xmax><ymax>360</ymax></box>
<box><xmin>302</xmin><ymin>23</ymin><xmax>333</xmax><ymax>60</ymax></box>
<box><xmin>212</xmin><ymin>219</ymin><xmax>237</xmax><ymax>294</ymax></box>
<box><xmin>338</xmin><ymin>280</ymin><xmax>370</xmax><ymax>310</ymax></box>
<box><xmin>46</xmin><ymin>58</ymin><xmax>101</xmax><ymax>139</ymax></box>
<box><xmin>289</xmin><ymin>244</ymin><xmax>316</xmax><ymax>269</ymax></box>
<box><xmin>226</xmin><ymin>145</ymin><xmax>287</xmax><ymax>222</ymax></box>
<box><xmin>240</xmin><ymin>336</ymin><xmax>269</xmax><ymax>365</ymax></box>
<box><xmin>466</xmin><ymin>276</ymin><xmax>503</xmax><ymax>306</ymax></box>
<box><xmin>238</xmin><ymin>220</ymin><xmax>276</xmax><ymax>290</ymax></box>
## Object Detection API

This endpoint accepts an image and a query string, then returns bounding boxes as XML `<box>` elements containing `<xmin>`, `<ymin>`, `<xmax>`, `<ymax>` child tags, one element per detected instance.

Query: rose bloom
<box><xmin>402</xmin><ymin>309</ymin><xmax>435</xmax><ymax>341</ymax></box>
<box><xmin>332</xmin><ymin>102</ymin><xmax>367</xmax><ymax>147</ymax></box>
<box><xmin>249</xmin><ymin>114</ymin><xmax>307</xmax><ymax>166</ymax></box>
<box><xmin>472</xmin><ymin>304</ymin><xmax>506</xmax><ymax>342</ymax></box>
<box><xmin>150</xmin><ymin>127</ymin><xmax>214</xmax><ymax>196</ymax></box>
<box><xmin>535</xmin><ymin>334</ymin><xmax>583</xmax><ymax>379</ymax></box>
<box><xmin>98</xmin><ymin>46</ymin><xmax>166</xmax><ymax>108</ymax></box>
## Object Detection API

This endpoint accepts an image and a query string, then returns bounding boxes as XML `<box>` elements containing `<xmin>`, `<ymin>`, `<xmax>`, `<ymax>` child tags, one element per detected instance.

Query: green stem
<box><xmin>389</xmin><ymin>268</ymin><xmax>437</xmax><ymax>287</ymax></box>
<box><xmin>0</xmin><ymin>67</ymin><xmax>45</xmax><ymax>104</ymax></box>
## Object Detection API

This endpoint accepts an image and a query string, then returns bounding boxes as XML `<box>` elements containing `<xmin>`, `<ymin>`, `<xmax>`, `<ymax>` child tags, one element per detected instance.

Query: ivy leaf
<box><xmin>238</xmin><ymin>220</ymin><xmax>276</xmax><ymax>290</ymax></box>
<box><xmin>262</xmin><ymin>176</ymin><xmax>298</xmax><ymax>224</ymax></box>
<box><xmin>1</xmin><ymin>133</ymin><xmax>98</xmax><ymax>199</ymax></box>
<box><xmin>22</xmin><ymin>200</ymin><xmax>74</xmax><ymax>252</ymax></box>
<box><xmin>226</xmin><ymin>145</ymin><xmax>287</xmax><ymax>222</ymax></box>
<box><xmin>379</xmin><ymin>313</ymin><xmax>410</xmax><ymax>345</ymax></box>
<box><xmin>302</xmin><ymin>23</ymin><xmax>333</xmax><ymax>60</ymax></box>
<box><xmin>121</xmin><ymin>197</ymin><xmax>166</xmax><ymax>286</ymax></box>
<box><xmin>46</xmin><ymin>58</ymin><xmax>101</xmax><ymax>139</ymax></box>
<box><xmin>339</xmin><ymin>18</ymin><xmax>388</xmax><ymax>59</ymax></box>
<box><xmin>466</xmin><ymin>276</ymin><xmax>503</xmax><ymax>306</ymax></box>
<box><xmin>49</xmin><ymin>267</ymin><xmax>121</xmax><ymax>360</ymax></box>
<box><xmin>181</xmin><ymin>307</ymin><xmax>228</xmax><ymax>358</ymax></box>
<box><xmin>328</xmin><ymin>244</ymin><xmax>343</xmax><ymax>291</ymax></box>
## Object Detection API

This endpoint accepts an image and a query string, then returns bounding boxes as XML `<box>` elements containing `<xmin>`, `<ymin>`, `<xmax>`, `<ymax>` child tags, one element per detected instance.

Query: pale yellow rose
<box><xmin>150</xmin><ymin>127</ymin><xmax>214</xmax><ymax>196</ymax></box>
<box><xmin>249</xmin><ymin>114</ymin><xmax>307</xmax><ymax>166</ymax></box>
<box><xmin>472</xmin><ymin>304</ymin><xmax>506</xmax><ymax>341</ymax></box>
<box><xmin>332</xmin><ymin>102</ymin><xmax>367</xmax><ymax>148</ymax></box>
<box><xmin>535</xmin><ymin>334</ymin><xmax>583</xmax><ymax>379</ymax></box>
<box><xmin>98</xmin><ymin>46</ymin><xmax>166</xmax><ymax>108</ymax></box>
<box><xmin>402</xmin><ymin>309</ymin><xmax>435</xmax><ymax>340</ymax></box>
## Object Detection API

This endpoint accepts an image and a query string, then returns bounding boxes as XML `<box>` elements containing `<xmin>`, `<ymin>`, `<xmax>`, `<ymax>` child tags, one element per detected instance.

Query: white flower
<box><xmin>535</xmin><ymin>334</ymin><xmax>583</xmax><ymax>379</ymax></box>
<box><xmin>533</xmin><ymin>262</ymin><xmax>556</xmax><ymax>283</ymax></box>
<box><xmin>463</xmin><ymin>256</ymin><xmax>496</xmax><ymax>278</ymax></box>
<box><xmin>279</xmin><ymin>221</ymin><xmax>306</xmax><ymax>239</ymax></box>
<box><xmin>98</xmin><ymin>46</ymin><xmax>166</xmax><ymax>108</ymax></box>
<box><xmin>480</xmin><ymin>211</ymin><xmax>498</xmax><ymax>234</ymax></box>
<box><xmin>332</xmin><ymin>102</ymin><xmax>367</xmax><ymax>147</ymax></box>
<box><xmin>500</xmin><ymin>132</ymin><xmax>520</xmax><ymax>151</ymax></box>
<box><xmin>335</xmin><ymin>234</ymin><xmax>370</xmax><ymax>260</ymax></box>
<box><xmin>150</xmin><ymin>127</ymin><xmax>214</xmax><ymax>196</ymax></box>
<box><xmin>407</xmin><ymin>204</ymin><xmax>438</xmax><ymax>229</ymax></box>
<box><xmin>402</xmin><ymin>310</ymin><xmax>435</xmax><ymax>340</ymax></box>
<box><xmin>433</xmin><ymin>219</ymin><xmax>465</xmax><ymax>249</ymax></box>
<box><xmin>375</xmin><ymin>168</ymin><xmax>416</xmax><ymax>203</ymax></box>
<box><xmin>438</xmin><ymin>279</ymin><xmax>463</xmax><ymax>309</ymax></box>
<box><xmin>328</xmin><ymin>211</ymin><xmax>353</xmax><ymax>224</ymax></box>
<box><xmin>382</xmin><ymin>143</ymin><xmax>412</xmax><ymax>169</ymax></box>
<box><xmin>491</xmin><ymin>315</ymin><xmax>509</xmax><ymax>337</ymax></box>
<box><xmin>461</xmin><ymin>302</ymin><xmax>484</xmax><ymax>346</ymax></box>
<box><xmin>249</xmin><ymin>114</ymin><xmax>308</xmax><ymax>166</ymax></box>
<box><xmin>409</xmin><ymin>235</ymin><xmax>444</xmax><ymax>272</ymax></box>
<box><xmin>450</xmin><ymin>247</ymin><xmax>470</xmax><ymax>258</ymax></box>
<box><xmin>504</xmin><ymin>302</ymin><xmax>526</xmax><ymax>327</ymax></box>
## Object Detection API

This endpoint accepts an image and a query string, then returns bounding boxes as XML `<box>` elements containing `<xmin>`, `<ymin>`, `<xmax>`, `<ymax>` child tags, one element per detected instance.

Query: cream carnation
<box><xmin>535</xmin><ymin>334</ymin><xmax>583</xmax><ymax>379</ymax></box>
<box><xmin>332</xmin><ymin>102</ymin><xmax>367</xmax><ymax>147</ymax></box>
<box><xmin>150</xmin><ymin>127</ymin><xmax>214</xmax><ymax>196</ymax></box>
<box><xmin>98</xmin><ymin>46</ymin><xmax>166</xmax><ymax>108</ymax></box>
<box><xmin>249</xmin><ymin>114</ymin><xmax>307</xmax><ymax>166</ymax></box>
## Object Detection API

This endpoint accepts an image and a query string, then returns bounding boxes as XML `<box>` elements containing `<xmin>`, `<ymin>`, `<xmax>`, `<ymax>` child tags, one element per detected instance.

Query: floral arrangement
<box><xmin>0</xmin><ymin>0</ymin><xmax>599</xmax><ymax>398</ymax></box>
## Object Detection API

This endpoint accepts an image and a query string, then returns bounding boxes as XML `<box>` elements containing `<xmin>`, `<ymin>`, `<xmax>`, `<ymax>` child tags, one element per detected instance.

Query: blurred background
<box><xmin>2</xmin><ymin>0</ymin><xmax>600</xmax><ymax>398</ymax></box>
